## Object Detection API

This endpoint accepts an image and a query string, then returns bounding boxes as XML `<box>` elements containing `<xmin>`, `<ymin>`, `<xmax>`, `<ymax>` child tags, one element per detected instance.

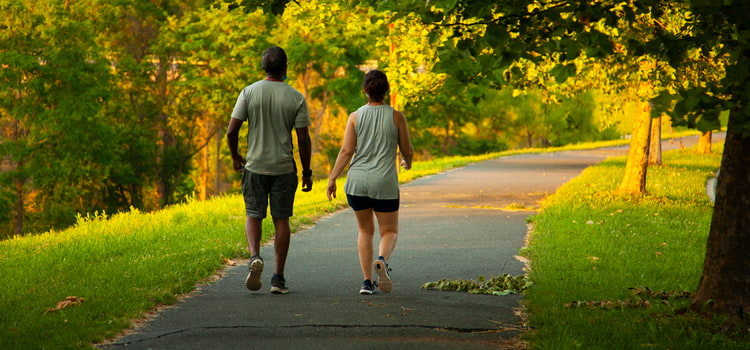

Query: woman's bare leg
<box><xmin>354</xmin><ymin>208</ymin><xmax>376</xmax><ymax>281</ymax></box>
<box><xmin>374</xmin><ymin>210</ymin><xmax>399</xmax><ymax>260</ymax></box>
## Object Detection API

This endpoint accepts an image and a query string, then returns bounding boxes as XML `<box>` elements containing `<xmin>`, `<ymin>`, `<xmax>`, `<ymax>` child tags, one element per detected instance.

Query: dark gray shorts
<box><xmin>242</xmin><ymin>170</ymin><xmax>298</xmax><ymax>219</ymax></box>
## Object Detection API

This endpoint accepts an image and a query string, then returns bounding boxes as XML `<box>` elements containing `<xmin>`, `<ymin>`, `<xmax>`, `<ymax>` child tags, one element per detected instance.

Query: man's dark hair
<box><xmin>363</xmin><ymin>69</ymin><xmax>389</xmax><ymax>103</ymax></box>
<box><xmin>262</xmin><ymin>46</ymin><xmax>287</xmax><ymax>76</ymax></box>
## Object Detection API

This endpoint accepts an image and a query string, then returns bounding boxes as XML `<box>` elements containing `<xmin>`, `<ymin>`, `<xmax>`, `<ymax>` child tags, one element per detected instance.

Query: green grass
<box><xmin>0</xmin><ymin>133</ymin><xmax>713</xmax><ymax>349</ymax></box>
<box><xmin>523</xmin><ymin>144</ymin><xmax>750</xmax><ymax>349</ymax></box>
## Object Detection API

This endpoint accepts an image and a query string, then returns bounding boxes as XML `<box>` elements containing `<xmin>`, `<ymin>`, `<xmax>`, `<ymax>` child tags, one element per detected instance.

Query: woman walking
<box><xmin>326</xmin><ymin>70</ymin><xmax>413</xmax><ymax>294</ymax></box>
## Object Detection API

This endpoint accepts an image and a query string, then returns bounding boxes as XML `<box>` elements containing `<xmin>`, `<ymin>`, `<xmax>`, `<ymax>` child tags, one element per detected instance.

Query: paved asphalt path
<box><xmin>100</xmin><ymin>134</ymin><xmax>719</xmax><ymax>350</ymax></box>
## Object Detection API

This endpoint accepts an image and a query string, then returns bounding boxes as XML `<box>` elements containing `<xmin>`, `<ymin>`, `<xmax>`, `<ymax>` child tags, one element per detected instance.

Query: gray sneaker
<box><xmin>245</xmin><ymin>256</ymin><xmax>264</xmax><ymax>291</ymax></box>
<box><xmin>270</xmin><ymin>274</ymin><xmax>290</xmax><ymax>294</ymax></box>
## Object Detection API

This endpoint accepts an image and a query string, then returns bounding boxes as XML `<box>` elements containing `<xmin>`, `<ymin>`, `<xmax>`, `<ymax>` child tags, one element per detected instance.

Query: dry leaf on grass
<box><xmin>44</xmin><ymin>296</ymin><xmax>85</xmax><ymax>314</ymax></box>
<box><xmin>222</xmin><ymin>258</ymin><xmax>238</xmax><ymax>266</ymax></box>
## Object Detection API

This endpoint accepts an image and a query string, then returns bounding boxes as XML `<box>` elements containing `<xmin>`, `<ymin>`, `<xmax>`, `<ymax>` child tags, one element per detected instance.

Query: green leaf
<box><xmin>550</xmin><ymin>63</ymin><xmax>577</xmax><ymax>83</ymax></box>
<box><xmin>436</xmin><ymin>0</ymin><xmax>458</xmax><ymax>10</ymax></box>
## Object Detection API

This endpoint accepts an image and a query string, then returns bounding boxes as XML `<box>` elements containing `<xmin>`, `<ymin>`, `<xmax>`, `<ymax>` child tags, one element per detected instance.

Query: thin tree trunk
<box><xmin>648</xmin><ymin>116</ymin><xmax>662</xmax><ymax>165</ymax></box>
<box><xmin>199</xmin><ymin>137</ymin><xmax>209</xmax><ymax>201</ymax></box>
<box><xmin>526</xmin><ymin>128</ymin><xmax>533</xmax><ymax>148</ymax></box>
<box><xmin>156</xmin><ymin>116</ymin><xmax>175</xmax><ymax>206</ymax></box>
<box><xmin>196</xmin><ymin>115</ymin><xmax>210</xmax><ymax>201</ymax></box>
<box><xmin>617</xmin><ymin>108</ymin><xmax>652</xmax><ymax>194</ymax></box>
<box><xmin>697</xmin><ymin>130</ymin><xmax>712</xmax><ymax>155</ymax></box>
<box><xmin>215</xmin><ymin>130</ymin><xmax>222</xmax><ymax>195</ymax></box>
<box><xmin>155</xmin><ymin>57</ymin><xmax>175</xmax><ymax>207</ymax></box>
<box><xmin>442</xmin><ymin>122</ymin><xmax>452</xmax><ymax>154</ymax></box>
<box><xmin>13</xmin><ymin>177</ymin><xmax>24</xmax><ymax>236</ymax></box>
<box><xmin>690</xmin><ymin>115</ymin><xmax>750</xmax><ymax>322</ymax></box>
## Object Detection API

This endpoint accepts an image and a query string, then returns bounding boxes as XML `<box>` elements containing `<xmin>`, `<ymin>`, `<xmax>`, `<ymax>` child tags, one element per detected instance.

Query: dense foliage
<box><xmin>0</xmin><ymin>0</ymin><xmax>723</xmax><ymax>236</ymax></box>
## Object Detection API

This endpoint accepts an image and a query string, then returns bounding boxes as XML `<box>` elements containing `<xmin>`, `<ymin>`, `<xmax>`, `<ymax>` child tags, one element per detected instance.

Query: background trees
<box><xmin>0</xmin><ymin>0</ymin><xmax>115</xmax><ymax>235</ymax></box>
<box><xmin>0</xmin><ymin>0</ymin><xmax>724</xmax><ymax>246</ymax></box>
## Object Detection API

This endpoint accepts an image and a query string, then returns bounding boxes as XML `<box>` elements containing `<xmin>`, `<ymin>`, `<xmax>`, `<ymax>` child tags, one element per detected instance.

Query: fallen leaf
<box><xmin>45</xmin><ymin>296</ymin><xmax>85</xmax><ymax>314</ymax></box>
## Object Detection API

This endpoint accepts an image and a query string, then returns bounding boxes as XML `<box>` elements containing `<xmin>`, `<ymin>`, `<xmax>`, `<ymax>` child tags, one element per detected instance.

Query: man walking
<box><xmin>226</xmin><ymin>46</ymin><xmax>313</xmax><ymax>294</ymax></box>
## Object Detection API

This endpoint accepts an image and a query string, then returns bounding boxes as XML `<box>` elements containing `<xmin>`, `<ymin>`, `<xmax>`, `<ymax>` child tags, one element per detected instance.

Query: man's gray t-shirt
<box><xmin>344</xmin><ymin>104</ymin><xmax>399</xmax><ymax>200</ymax></box>
<box><xmin>231</xmin><ymin>80</ymin><xmax>311</xmax><ymax>175</ymax></box>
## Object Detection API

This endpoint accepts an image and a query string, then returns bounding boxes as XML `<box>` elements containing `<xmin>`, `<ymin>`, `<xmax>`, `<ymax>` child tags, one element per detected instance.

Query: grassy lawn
<box><xmin>3</xmin><ymin>131</ymin><xmax>734</xmax><ymax>349</ymax></box>
<box><xmin>523</xmin><ymin>143</ymin><xmax>750</xmax><ymax>349</ymax></box>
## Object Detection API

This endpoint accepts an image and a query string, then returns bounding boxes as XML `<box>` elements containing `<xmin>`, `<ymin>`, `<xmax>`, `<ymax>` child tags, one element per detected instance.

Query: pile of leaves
<box><xmin>565</xmin><ymin>286</ymin><xmax>695</xmax><ymax>310</ymax></box>
<box><xmin>420</xmin><ymin>274</ymin><xmax>531</xmax><ymax>296</ymax></box>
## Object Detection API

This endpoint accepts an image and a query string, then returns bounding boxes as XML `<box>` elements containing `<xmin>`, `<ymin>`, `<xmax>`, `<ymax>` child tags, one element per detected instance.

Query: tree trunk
<box><xmin>156</xmin><ymin>117</ymin><xmax>175</xmax><ymax>207</ymax></box>
<box><xmin>155</xmin><ymin>56</ymin><xmax>176</xmax><ymax>207</ymax></box>
<box><xmin>617</xmin><ymin>108</ymin><xmax>652</xmax><ymax>195</ymax></box>
<box><xmin>648</xmin><ymin>116</ymin><xmax>662</xmax><ymax>165</ymax></box>
<box><xmin>13</xmin><ymin>177</ymin><xmax>24</xmax><ymax>236</ymax></box>
<box><xmin>196</xmin><ymin>115</ymin><xmax>210</xmax><ymax>201</ymax></box>
<box><xmin>442</xmin><ymin>122</ymin><xmax>452</xmax><ymax>154</ymax></box>
<box><xmin>214</xmin><ymin>130</ymin><xmax>222</xmax><ymax>195</ymax></box>
<box><xmin>198</xmin><ymin>132</ymin><xmax>209</xmax><ymax>201</ymax></box>
<box><xmin>696</xmin><ymin>130</ymin><xmax>712</xmax><ymax>155</ymax></box>
<box><xmin>526</xmin><ymin>128</ymin><xmax>533</xmax><ymax>148</ymax></box>
<box><xmin>690</xmin><ymin>114</ymin><xmax>750</xmax><ymax>322</ymax></box>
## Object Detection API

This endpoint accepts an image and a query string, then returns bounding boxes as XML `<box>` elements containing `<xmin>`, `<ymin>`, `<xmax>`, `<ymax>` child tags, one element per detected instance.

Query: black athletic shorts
<box><xmin>346</xmin><ymin>194</ymin><xmax>399</xmax><ymax>213</ymax></box>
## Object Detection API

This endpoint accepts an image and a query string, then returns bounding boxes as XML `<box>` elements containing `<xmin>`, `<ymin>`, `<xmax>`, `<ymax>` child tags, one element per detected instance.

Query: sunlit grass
<box><xmin>522</xmin><ymin>143</ymin><xmax>747</xmax><ymax>349</ymax></box>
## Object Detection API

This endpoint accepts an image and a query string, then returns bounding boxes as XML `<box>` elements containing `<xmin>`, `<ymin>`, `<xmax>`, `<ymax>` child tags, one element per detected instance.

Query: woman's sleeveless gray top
<box><xmin>344</xmin><ymin>104</ymin><xmax>399</xmax><ymax>199</ymax></box>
